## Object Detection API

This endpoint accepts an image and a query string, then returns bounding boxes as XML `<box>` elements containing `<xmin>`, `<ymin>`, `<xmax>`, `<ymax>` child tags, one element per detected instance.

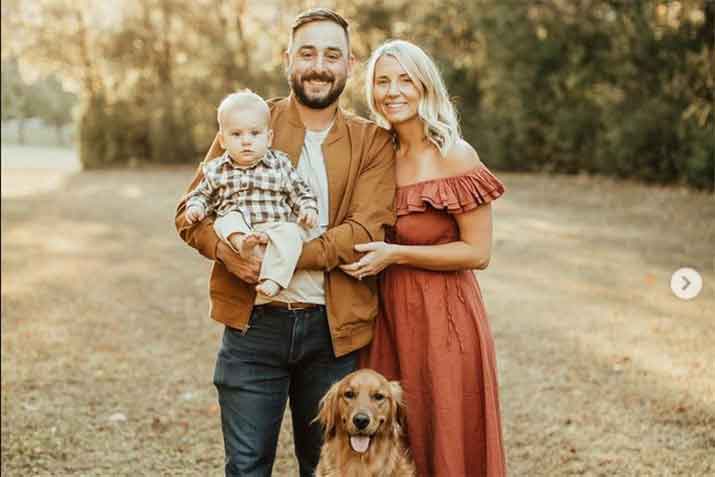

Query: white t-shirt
<box><xmin>300</xmin><ymin>127</ymin><xmax>331</xmax><ymax>231</ymax></box>
<box><xmin>267</xmin><ymin>124</ymin><xmax>331</xmax><ymax>305</ymax></box>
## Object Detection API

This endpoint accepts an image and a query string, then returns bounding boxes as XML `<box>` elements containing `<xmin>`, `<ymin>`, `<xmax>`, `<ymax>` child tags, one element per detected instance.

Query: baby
<box><xmin>184</xmin><ymin>90</ymin><xmax>318</xmax><ymax>298</ymax></box>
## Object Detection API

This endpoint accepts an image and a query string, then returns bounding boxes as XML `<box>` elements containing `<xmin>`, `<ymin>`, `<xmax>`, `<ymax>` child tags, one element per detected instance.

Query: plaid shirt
<box><xmin>185</xmin><ymin>149</ymin><xmax>318</xmax><ymax>227</ymax></box>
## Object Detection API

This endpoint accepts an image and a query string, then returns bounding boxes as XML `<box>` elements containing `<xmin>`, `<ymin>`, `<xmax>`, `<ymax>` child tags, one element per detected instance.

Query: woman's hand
<box><xmin>340</xmin><ymin>242</ymin><xmax>400</xmax><ymax>280</ymax></box>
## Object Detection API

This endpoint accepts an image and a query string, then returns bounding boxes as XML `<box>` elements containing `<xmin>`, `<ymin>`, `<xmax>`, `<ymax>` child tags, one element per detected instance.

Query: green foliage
<box><xmin>1</xmin><ymin>60</ymin><xmax>48</xmax><ymax>121</ymax></box>
<box><xmin>39</xmin><ymin>76</ymin><xmax>76</xmax><ymax>131</ymax></box>
<box><xmin>1</xmin><ymin>58</ymin><xmax>77</xmax><ymax>144</ymax></box>
<box><xmin>460</xmin><ymin>0</ymin><xmax>713</xmax><ymax>190</ymax></box>
<box><xmin>1</xmin><ymin>59</ymin><xmax>24</xmax><ymax>121</ymax></box>
<box><xmin>3</xmin><ymin>0</ymin><xmax>712</xmax><ymax>189</ymax></box>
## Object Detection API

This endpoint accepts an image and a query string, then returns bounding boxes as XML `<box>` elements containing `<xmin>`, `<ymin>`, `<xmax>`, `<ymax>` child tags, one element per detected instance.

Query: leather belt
<box><xmin>260</xmin><ymin>301</ymin><xmax>321</xmax><ymax>311</ymax></box>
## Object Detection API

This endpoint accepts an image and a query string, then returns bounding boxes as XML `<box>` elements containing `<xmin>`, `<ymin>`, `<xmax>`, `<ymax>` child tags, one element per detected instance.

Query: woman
<box><xmin>341</xmin><ymin>40</ymin><xmax>507</xmax><ymax>476</ymax></box>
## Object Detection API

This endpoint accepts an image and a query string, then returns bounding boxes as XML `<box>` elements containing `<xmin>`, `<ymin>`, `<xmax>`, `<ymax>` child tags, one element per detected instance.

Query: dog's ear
<box><xmin>389</xmin><ymin>380</ymin><xmax>407</xmax><ymax>432</ymax></box>
<box><xmin>315</xmin><ymin>380</ymin><xmax>341</xmax><ymax>439</ymax></box>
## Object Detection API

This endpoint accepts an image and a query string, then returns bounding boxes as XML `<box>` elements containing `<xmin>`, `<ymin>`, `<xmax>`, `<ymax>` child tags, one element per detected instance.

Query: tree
<box><xmin>37</xmin><ymin>75</ymin><xmax>77</xmax><ymax>145</ymax></box>
<box><xmin>2</xmin><ymin>59</ymin><xmax>42</xmax><ymax>144</ymax></box>
<box><xmin>1</xmin><ymin>0</ymin><xmax>711</xmax><ymax>188</ymax></box>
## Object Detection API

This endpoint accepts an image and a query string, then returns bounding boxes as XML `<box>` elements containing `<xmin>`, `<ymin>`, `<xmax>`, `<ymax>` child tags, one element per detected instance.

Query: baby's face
<box><xmin>219</xmin><ymin>106</ymin><xmax>271</xmax><ymax>166</ymax></box>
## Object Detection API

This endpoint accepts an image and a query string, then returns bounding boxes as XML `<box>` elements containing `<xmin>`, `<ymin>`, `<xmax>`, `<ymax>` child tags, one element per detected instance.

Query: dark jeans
<box><xmin>213</xmin><ymin>305</ymin><xmax>357</xmax><ymax>477</ymax></box>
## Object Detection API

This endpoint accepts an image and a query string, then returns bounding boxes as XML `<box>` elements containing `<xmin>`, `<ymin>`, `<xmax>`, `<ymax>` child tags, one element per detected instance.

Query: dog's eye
<box><xmin>344</xmin><ymin>390</ymin><xmax>355</xmax><ymax>399</ymax></box>
<box><xmin>373</xmin><ymin>393</ymin><xmax>385</xmax><ymax>401</ymax></box>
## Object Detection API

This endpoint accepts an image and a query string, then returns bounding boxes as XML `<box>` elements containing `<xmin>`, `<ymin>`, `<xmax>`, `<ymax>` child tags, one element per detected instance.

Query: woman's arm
<box><xmin>340</xmin><ymin>203</ymin><xmax>493</xmax><ymax>278</ymax></box>
<box><xmin>396</xmin><ymin>203</ymin><xmax>493</xmax><ymax>270</ymax></box>
<box><xmin>341</xmin><ymin>139</ymin><xmax>496</xmax><ymax>278</ymax></box>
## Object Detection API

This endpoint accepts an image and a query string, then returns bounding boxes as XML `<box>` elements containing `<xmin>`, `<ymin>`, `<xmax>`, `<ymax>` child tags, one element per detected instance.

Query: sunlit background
<box><xmin>2</xmin><ymin>1</ymin><xmax>714</xmax><ymax>476</ymax></box>
<box><xmin>2</xmin><ymin>0</ymin><xmax>712</xmax><ymax>187</ymax></box>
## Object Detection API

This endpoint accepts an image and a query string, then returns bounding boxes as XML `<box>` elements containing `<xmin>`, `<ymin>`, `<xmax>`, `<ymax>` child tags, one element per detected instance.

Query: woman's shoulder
<box><xmin>395</xmin><ymin>140</ymin><xmax>504</xmax><ymax>216</ymax></box>
<box><xmin>441</xmin><ymin>138</ymin><xmax>484</xmax><ymax>176</ymax></box>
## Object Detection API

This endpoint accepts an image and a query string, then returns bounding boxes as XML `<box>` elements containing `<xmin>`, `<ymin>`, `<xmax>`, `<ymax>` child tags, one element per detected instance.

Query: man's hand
<box><xmin>185</xmin><ymin>204</ymin><xmax>206</xmax><ymax>224</ymax></box>
<box><xmin>298</xmin><ymin>208</ymin><xmax>319</xmax><ymax>229</ymax></box>
<box><xmin>216</xmin><ymin>240</ymin><xmax>265</xmax><ymax>284</ymax></box>
<box><xmin>228</xmin><ymin>232</ymin><xmax>268</xmax><ymax>259</ymax></box>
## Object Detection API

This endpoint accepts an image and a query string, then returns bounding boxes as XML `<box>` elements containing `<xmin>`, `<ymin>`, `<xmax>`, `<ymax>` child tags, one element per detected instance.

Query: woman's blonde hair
<box><xmin>365</xmin><ymin>40</ymin><xmax>461</xmax><ymax>156</ymax></box>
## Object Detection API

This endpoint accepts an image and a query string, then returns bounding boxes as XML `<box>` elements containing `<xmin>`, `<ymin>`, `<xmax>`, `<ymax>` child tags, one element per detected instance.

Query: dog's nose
<box><xmin>353</xmin><ymin>413</ymin><xmax>370</xmax><ymax>430</ymax></box>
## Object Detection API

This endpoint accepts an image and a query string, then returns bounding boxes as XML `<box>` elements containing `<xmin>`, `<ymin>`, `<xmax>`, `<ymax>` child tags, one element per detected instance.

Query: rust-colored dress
<box><xmin>360</xmin><ymin>166</ymin><xmax>507</xmax><ymax>477</ymax></box>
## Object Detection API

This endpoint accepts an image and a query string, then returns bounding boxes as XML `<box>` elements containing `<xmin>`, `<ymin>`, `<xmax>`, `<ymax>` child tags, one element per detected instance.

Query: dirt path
<box><xmin>2</xmin><ymin>164</ymin><xmax>713</xmax><ymax>476</ymax></box>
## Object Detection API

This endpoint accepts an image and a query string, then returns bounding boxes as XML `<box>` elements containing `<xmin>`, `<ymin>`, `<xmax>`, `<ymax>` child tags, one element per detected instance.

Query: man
<box><xmin>175</xmin><ymin>8</ymin><xmax>395</xmax><ymax>477</ymax></box>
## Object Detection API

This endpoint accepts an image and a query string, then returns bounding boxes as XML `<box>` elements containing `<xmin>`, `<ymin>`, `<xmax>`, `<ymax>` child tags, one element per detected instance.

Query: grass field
<box><xmin>2</xmin><ymin>146</ymin><xmax>714</xmax><ymax>476</ymax></box>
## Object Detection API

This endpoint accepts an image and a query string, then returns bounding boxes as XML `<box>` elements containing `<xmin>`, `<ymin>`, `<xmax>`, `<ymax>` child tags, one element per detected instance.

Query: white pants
<box><xmin>213</xmin><ymin>211</ymin><xmax>308</xmax><ymax>290</ymax></box>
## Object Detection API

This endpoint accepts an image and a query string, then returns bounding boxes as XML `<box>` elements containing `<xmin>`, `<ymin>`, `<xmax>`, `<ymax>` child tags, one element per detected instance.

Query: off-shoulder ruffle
<box><xmin>395</xmin><ymin>166</ymin><xmax>505</xmax><ymax>216</ymax></box>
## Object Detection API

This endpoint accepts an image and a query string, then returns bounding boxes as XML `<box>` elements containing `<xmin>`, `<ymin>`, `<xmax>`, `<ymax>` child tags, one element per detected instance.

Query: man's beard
<box><xmin>290</xmin><ymin>71</ymin><xmax>347</xmax><ymax>109</ymax></box>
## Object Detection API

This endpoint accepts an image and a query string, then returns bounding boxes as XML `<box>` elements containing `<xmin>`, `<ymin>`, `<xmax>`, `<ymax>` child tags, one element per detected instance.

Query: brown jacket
<box><xmin>175</xmin><ymin>95</ymin><xmax>396</xmax><ymax>357</ymax></box>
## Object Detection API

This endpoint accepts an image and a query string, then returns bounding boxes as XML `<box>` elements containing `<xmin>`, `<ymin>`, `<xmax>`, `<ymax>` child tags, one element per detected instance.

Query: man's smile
<box><xmin>306</xmin><ymin>79</ymin><xmax>331</xmax><ymax>87</ymax></box>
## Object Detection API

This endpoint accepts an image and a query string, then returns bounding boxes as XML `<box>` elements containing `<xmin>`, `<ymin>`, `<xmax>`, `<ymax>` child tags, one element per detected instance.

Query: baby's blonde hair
<box><xmin>217</xmin><ymin>89</ymin><xmax>270</xmax><ymax>130</ymax></box>
<box><xmin>365</xmin><ymin>40</ymin><xmax>461</xmax><ymax>156</ymax></box>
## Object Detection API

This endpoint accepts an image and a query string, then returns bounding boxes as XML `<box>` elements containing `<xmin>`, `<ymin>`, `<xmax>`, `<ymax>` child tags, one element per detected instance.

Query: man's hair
<box><xmin>289</xmin><ymin>7</ymin><xmax>350</xmax><ymax>49</ymax></box>
<box><xmin>216</xmin><ymin>89</ymin><xmax>270</xmax><ymax>130</ymax></box>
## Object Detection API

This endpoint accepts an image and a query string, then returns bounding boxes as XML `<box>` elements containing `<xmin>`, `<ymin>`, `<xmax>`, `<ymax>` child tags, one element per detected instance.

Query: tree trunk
<box><xmin>55</xmin><ymin>124</ymin><xmax>64</xmax><ymax>146</ymax></box>
<box><xmin>17</xmin><ymin>119</ymin><xmax>25</xmax><ymax>145</ymax></box>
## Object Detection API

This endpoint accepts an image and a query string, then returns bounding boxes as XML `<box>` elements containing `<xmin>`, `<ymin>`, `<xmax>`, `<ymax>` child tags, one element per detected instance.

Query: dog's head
<box><xmin>316</xmin><ymin>369</ymin><xmax>406</xmax><ymax>454</ymax></box>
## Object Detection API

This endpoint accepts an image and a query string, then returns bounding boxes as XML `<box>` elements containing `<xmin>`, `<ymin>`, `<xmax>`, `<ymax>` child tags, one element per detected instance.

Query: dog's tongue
<box><xmin>350</xmin><ymin>436</ymin><xmax>370</xmax><ymax>453</ymax></box>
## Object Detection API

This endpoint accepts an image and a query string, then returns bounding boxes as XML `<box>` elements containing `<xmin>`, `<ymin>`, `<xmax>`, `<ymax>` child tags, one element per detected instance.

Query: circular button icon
<box><xmin>670</xmin><ymin>267</ymin><xmax>703</xmax><ymax>300</ymax></box>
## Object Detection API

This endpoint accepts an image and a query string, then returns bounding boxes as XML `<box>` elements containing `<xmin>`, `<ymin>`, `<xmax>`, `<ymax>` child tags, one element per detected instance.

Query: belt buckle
<box><xmin>286</xmin><ymin>302</ymin><xmax>300</xmax><ymax>310</ymax></box>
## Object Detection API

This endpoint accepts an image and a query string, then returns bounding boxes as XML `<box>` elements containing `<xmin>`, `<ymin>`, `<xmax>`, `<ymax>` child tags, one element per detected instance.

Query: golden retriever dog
<box><xmin>314</xmin><ymin>369</ymin><xmax>416</xmax><ymax>477</ymax></box>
